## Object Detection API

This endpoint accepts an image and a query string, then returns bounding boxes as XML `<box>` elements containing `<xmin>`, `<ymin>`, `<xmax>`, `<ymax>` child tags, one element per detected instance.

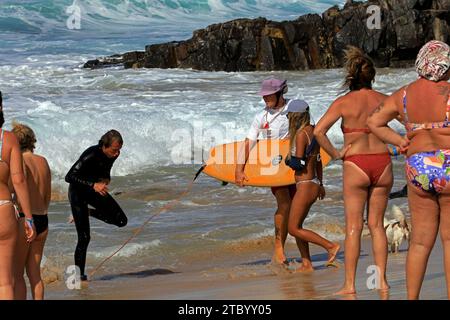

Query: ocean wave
<box><xmin>1</xmin><ymin>66</ymin><xmax>417</xmax><ymax>181</ymax></box>
<box><xmin>0</xmin><ymin>0</ymin><xmax>346</xmax><ymax>36</ymax></box>
<box><xmin>90</xmin><ymin>239</ymin><xmax>162</xmax><ymax>258</ymax></box>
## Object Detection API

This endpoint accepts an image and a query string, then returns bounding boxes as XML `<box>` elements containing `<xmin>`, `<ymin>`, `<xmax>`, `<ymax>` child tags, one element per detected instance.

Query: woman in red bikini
<box><xmin>314</xmin><ymin>46</ymin><xmax>392</xmax><ymax>295</ymax></box>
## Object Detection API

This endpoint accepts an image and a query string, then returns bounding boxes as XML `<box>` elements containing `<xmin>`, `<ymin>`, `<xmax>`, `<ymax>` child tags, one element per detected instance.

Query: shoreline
<box><xmin>43</xmin><ymin>233</ymin><xmax>448</xmax><ymax>300</ymax></box>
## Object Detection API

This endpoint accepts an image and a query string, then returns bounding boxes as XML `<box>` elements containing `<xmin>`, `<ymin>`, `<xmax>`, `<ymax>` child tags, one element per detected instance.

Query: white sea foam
<box><xmin>2</xmin><ymin>66</ymin><xmax>417</xmax><ymax>185</ymax></box>
<box><xmin>90</xmin><ymin>239</ymin><xmax>162</xmax><ymax>258</ymax></box>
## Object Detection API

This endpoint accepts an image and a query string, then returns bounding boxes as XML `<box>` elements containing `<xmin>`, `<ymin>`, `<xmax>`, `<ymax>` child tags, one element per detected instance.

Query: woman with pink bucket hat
<box><xmin>235</xmin><ymin>77</ymin><xmax>309</xmax><ymax>266</ymax></box>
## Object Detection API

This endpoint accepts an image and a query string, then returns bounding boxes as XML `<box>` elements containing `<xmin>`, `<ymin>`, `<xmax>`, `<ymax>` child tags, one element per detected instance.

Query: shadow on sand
<box><xmin>98</xmin><ymin>268</ymin><xmax>179</xmax><ymax>281</ymax></box>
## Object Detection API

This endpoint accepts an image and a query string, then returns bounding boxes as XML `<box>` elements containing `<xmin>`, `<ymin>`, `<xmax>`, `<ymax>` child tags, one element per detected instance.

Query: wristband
<box><xmin>26</xmin><ymin>217</ymin><xmax>34</xmax><ymax>228</ymax></box>
<box><xmin>390</xmin><ymin>145</ymin><xmax>398</xmax><ymax>157</ymax></box>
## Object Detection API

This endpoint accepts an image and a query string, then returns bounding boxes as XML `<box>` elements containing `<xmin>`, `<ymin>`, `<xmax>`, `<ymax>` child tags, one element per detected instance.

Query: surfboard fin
<box><xmin>193</xmin><ymin>165</ymin><xmax>206</xmax><ymax>181</ymax></box>
<box><xmin>221</xmin><ymin>181</ymin><xmax>229</xmax><ymax>186</ymax></box>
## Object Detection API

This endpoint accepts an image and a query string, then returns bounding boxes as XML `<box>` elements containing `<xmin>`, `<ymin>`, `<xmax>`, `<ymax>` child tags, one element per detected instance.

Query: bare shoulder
<box><xmin>372</xmin><ymin>90</ymin><xmax>389</xmax><ymax>100</ymax></box>
<box><xmin>2</xmin><ymin>130</ymin><xmax>18</xmax><ymax>141</ymax></box>
<box><xmin>304</xmin><ymin>124</ymin><xmax>315</xmax><ymax>135</ymax></box>
<box><xmin>295</xmin><ymin>127</ymin><xmax>308</xmax><ymax>142</ymax></box>
<box><xmin>327</xmin><ymin>94</ymin><xmax>348</xmax><ymax>113</ymax></box>
<box><xmin>33</xmin><ymin>154</ymin><xmax>50</xmax><ymax>167</ymax></box>
<box><xmin>332</xmin><ymin>93</ymin><xmax>349</xmax><ymax>106</ymax></box>
<box><xmin>436</xmin><ymin>81</ymin><xmax>450</xmax><ymax>97</ymax></box>
<box><xmin>1</xmin><ymin>130</ymin><xmax>19</xmax><ymax>147</ymax></box>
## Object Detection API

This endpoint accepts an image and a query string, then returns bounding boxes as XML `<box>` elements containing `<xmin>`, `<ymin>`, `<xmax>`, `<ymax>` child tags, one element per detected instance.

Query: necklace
<box><xmin>261</xmin><ymin>103</ymin><xmax>287</xmax><ymax>129</ymax></box>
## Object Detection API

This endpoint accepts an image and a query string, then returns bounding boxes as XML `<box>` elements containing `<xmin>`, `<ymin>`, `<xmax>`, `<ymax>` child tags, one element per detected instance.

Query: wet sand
<box><xmin>44</xmin><ymin>233</ymin><xmax>448</xmax><ymax>300</ymax></box>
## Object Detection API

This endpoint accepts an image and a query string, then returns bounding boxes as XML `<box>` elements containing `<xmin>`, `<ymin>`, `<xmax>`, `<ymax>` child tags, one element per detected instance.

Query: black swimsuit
<box><xmin>32</xmin><ymin>214</ymin><xmax>48</xmax><ymax>235</ymax></box>
<box><xmin>66</xmin><ymin>145</ymin><xmax>127</xmax><ymax>278</ymax></box>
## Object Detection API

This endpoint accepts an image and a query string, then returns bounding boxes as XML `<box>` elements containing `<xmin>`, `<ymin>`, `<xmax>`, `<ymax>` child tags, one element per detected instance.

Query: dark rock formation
<box><xmin>84</xmin><ymin>51</ymin><xmax>145</xmax><ymax>69</ymax></box>
<box><xmin>84</xmin><ymin>0</ymin><xmax>450</xmax><ymax>71</ymax></box>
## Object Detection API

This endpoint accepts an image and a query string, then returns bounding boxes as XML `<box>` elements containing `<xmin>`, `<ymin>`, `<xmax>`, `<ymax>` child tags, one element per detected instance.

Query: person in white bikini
<box><xmin>284</xmin><ymin>100</ymin><xmax>340</xmax><ymax>272</ymax></box>
<box><xmin>0</xmin><ymin>91</ymin><xmax>35</xmax><ymax>300</ymax></box>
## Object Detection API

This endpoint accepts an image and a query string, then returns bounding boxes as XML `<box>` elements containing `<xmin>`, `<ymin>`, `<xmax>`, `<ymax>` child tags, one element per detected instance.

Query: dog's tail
<box><xmin>391</xmin><ymin>205</ymin><xmax>407</xmax><ymax>228</ymax></box>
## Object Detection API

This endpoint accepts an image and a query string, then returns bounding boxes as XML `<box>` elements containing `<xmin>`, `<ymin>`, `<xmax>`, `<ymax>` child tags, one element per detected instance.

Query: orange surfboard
<box><xmin>202</xmin><ymin>139</ymin><xmax>332</xmax><ymax>187</ymax></box>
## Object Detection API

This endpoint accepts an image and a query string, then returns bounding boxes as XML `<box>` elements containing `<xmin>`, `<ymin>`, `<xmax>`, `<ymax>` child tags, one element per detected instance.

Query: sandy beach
<box><xmin>2</xmin><ymin>0</ymin><xmax>449</xmax><ymax>302</ymax></box>
<box><xmin>42</xmin><ymin>231</ymin><xmax>448</xmax><ymax>300</ymax></box>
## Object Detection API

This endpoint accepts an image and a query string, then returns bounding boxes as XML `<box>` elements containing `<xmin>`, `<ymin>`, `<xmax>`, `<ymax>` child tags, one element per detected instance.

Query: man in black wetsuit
<box><xmin>66</xmin><ymin>129</ymin><xmax>127</xmax><ymax>281</ymax></box>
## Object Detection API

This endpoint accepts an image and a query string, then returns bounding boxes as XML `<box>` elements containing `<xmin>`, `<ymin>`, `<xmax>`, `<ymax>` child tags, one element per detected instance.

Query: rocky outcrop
<box><xmin>84</xmin><ymin>0</ymin><xmax>450</xmax><ymax>71</ymax></box>
<box><xmin>83</xmin><ymin>51</ymin><xmax>145</xmax><ymax>69</ymax></box>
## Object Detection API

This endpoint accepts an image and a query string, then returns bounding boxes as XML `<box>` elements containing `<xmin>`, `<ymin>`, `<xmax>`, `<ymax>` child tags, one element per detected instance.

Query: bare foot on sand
<box><xmin>294</xmin><ymin>264</ymin><xmax>314</xmax><ymax>273</ymax></box>
<box><xmin>335</xmin><ymin>286</ymin><xmax>356</xmax><ymax>295</ymax></box>
<box><xmin>378</xmin><ymin>281</ymin><xmax>390</xmax><ymax>291</ymax></box>
<box><xmin>271</xmin><ymin>254</ymin><xmax>288</xmax><ymax>266</ymax></box>
<box><xmin>378</xmin><ymin>288</ymin><xmax>390</xmax><ymax>300</ymax></box>
<box><xmin>326</xmin><ymin>243</ymin><xmax>340</xmax><ymax>265</ymax></box>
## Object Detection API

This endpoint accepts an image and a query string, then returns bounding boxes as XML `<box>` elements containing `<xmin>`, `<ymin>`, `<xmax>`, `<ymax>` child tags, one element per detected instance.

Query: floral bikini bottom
<box><xmin>406</xmin><ymin>150</ymin><xmax>450</xmax><ymax>194</ymax></box>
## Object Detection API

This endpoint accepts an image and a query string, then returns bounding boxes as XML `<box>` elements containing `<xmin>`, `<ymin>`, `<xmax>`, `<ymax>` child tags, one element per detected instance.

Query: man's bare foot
<box><xmin>294</xmin><ymin>265</ymin><xmax>314</xmax><ymax>273</ymax></box>
<box><xmin>327</xmin><ymin>243</ymin><xmax>340</xmax><ymax>265</ymax></box>
<box><xmin>335</xmin><ymin>286</ymin><xmax>356</xmax><ymax>295</ymax></box>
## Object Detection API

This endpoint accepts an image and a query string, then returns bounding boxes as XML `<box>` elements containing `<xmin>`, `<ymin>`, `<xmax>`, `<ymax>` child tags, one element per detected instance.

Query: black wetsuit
<box><xmin>65</xmin><ymin>145</ymin><xmax>127</xmax><ymax>278</ymax></box>
<box><xmin>389</xmin><ymin>184</ymin><xmax>408</xmax><ymax>199</ymax></box>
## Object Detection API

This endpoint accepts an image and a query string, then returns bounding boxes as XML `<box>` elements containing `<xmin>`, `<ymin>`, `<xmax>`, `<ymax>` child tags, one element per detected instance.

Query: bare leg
<box><xmin>406</xmin><ymin>183</ymin><xmax>439</xmax><ymax>300</ymax></box>
<box><xmin>14</xmin><ymin>219</ymin><xmax>30</xmax><ymax>300</ymax></box>
<box><xmin>26</xmin><ymin>229</ymin><xmax>48</xmax><ymax>300</ymax></box>
<box><xmin>336</xmin><ymin>162</ymin><xmax>369</xmax><ymax>295</ymax></box>
<box><xmin>438</xmin><ymin>186</ymin><xmax>450</xmax><ymax>299</ymax></box>
<box><xmin>367</xmin><ymin>163</ymin><xmax>393</xmax><ymax>291</ymax></box>
<box><xmin>288</xmin><ymin>182</ymin><xmax>340</xmax><ymax>271</ymax></box>
<box><xmin>272</xmin><ymin>187</ymin><xmax>292</xmax><ymax>264</ymax></box>
<box><xmin>293</xmin><ymin>237</ymin><xmax>314</xmax><ymax>272</ymax></box>
<box><xmin>0</xmin><ymin>206</ymin><xmax>18</xmax><ymax>300</ymax></box>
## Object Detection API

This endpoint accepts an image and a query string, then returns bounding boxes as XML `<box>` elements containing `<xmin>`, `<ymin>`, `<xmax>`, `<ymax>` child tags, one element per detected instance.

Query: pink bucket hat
<box><xmin>415</xmin><ymin>40</ymin><xmax>450</xmax><ymax>82</ymax></box>
<box><xmin>259</xmin><ymin>78</ymin><xmax>288</xmax><ymax>96</ymax></box>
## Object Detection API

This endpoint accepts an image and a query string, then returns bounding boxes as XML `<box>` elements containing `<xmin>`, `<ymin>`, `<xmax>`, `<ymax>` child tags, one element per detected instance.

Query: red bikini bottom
<box><xmin>343</xmin><ymin>152</ymin><xmax>391</xmax><ymax>185</ymax></box>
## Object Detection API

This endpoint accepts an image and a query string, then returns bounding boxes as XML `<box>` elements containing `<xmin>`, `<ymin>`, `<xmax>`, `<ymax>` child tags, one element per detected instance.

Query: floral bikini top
<box><xmin>403</xmin><ymin>86</ymin><xmax>450</xmax><ymax>132</ymax></box>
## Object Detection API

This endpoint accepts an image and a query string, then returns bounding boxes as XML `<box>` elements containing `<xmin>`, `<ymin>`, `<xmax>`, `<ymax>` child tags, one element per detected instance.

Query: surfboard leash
<box><xmin>88</xmin><ymin>166</ymin><xmax>206</xmax><ymax>280</ymax></box>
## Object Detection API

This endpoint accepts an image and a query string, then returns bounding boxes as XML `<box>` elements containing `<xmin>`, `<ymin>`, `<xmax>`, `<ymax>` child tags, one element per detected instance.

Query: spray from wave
<box><xmin>0</xmin><ymin>0</ymin><xmax>346</xmax><ymax>36</ymax></box>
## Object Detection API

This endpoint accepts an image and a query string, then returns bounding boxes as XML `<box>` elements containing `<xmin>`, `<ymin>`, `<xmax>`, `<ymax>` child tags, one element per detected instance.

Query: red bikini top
<box><xmin>341</xmin><ymin>125</ymin><xmax>371</xmax><ymax>134</ymax></box>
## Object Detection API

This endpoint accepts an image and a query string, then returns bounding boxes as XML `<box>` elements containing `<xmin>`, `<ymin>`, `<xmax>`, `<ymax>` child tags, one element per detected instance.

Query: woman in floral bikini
<box><xmin>368</xmin><ymin>40</ymin><xmax>450</xmax><ymax>299</ymax></box>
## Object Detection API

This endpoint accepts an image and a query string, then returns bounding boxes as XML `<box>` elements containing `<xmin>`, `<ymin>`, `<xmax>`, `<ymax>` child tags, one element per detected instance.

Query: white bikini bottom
<box><xmin>296</xmin><ymin>177</ymin><xmax>321</xmax><ymax>186</ymax></box>
<box><xmin>0</xmin><ymin>200</ymin><xmax>20</xmax><ymax>219</ymax></box>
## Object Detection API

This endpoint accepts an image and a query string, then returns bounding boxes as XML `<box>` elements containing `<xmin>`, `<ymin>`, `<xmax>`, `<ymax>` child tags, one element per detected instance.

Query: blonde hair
<box><xmin>343</xmin><ymin>46</ymin><xmax>376</xmax><ymax>91</ymax></box>
<box><xmin>12</xmin><ymin>121</ymin><xmax>36</xmax><ymax>152</ymax></box>
<box><xmin>287</xmin><ymin>111</ymin><xmax>311</xmax><ymax>157</ymax></box>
